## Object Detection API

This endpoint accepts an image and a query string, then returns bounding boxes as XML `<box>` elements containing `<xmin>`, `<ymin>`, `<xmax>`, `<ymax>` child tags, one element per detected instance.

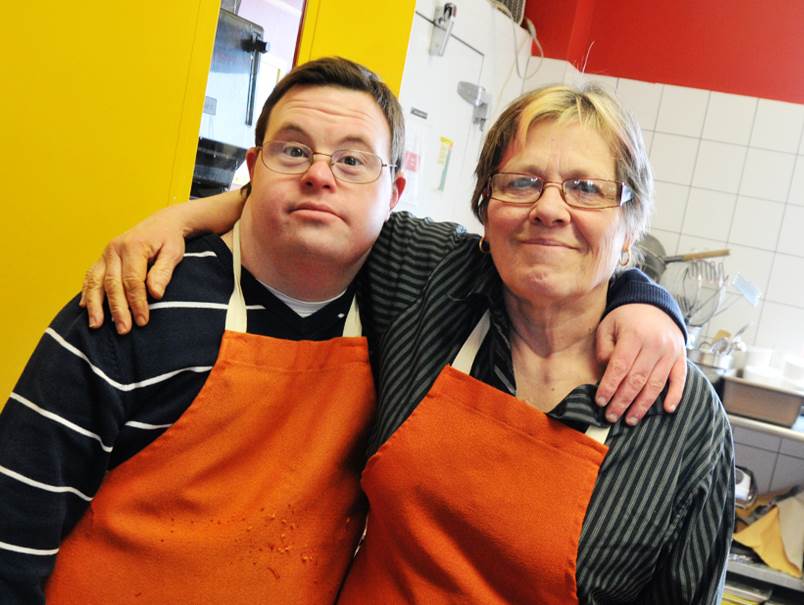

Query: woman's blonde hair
<box><xmin>470</xmin><ymin>84</ymin><xmax>653</xmax><ymax>245</ymax></box>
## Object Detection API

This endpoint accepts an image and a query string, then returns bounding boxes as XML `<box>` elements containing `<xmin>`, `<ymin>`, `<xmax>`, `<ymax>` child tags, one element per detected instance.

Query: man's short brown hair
<box><xmin>244</xmin><ymin>56</ymin><xmax>404</xmax><ymax>196</ymax></box>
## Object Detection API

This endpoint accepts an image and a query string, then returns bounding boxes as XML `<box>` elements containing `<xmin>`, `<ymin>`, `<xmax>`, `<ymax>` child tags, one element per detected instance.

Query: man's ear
<box><xmin>388</xmin><ymin>172</ymin><xmax>406</xmax><ymax>212</ymax></box>
<box><xmin>245</xmin><ymin>147</ymin><xmax>260</xmax><ymax>179</ymax></box>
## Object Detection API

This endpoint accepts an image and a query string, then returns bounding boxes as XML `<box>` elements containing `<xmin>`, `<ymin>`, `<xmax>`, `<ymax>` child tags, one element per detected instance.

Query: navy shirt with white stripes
<box><xmin>0</xmin><ymin>212</ymin><xmax>688</xmax><ymax>603</ymax></box>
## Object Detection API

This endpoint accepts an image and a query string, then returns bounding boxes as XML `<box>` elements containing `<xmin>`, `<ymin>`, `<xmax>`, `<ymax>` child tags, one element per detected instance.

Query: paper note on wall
<box><xmin>436</xmin><ymin>136</ymin><xmax>454</xmax><ymax>192</ymax></box>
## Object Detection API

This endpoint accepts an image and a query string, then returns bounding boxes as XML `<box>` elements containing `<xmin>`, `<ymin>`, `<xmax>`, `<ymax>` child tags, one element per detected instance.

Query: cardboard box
<box><xmin>722</xmin><ymin>375</ymin><xmax>804</xmax><ymax>427</ymax></box>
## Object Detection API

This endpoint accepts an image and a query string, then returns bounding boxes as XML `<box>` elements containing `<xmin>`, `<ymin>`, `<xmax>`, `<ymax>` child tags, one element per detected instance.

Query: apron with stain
<box><xmin>338</xmin><ymin>312</ymin><xmax>609</xmax><ymax>604</ymax></box>
<box><xmin>46</xmin><ymin>222</ymin><xmax>375</xmax><ymax>604</ymax></box>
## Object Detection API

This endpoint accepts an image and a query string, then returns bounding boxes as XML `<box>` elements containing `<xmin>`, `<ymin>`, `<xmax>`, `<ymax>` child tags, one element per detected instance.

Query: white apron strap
<box><xmin>451</xmin><ymin>310</ymin><xmax>610</xmax><ymax>444</ymax></box>
<box><xmin>225</xmin><ymin>220</ymin><xmax>362</xmax><ymax>337</ymax></box>
<box><xmin>225</xmin><ymin>221</ymin><xmax>248</xmax><ymax>334</ymax></box>
<box><xmin>584</xmin><ymin>424</ymin><xmax>610</xmax><ymax>444</ymax></box>
<box><xmin>451</xmin><ymin>311</ymin><xmax>491</xmax><ymax>374</ymax></box>
<box><xmin>341</xmin><ymin>296</ymin><xmax>362</xmax><ymax>338</ymax></box>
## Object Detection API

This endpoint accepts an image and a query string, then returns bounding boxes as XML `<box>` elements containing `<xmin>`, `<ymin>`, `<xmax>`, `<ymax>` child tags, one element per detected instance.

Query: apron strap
<box><xmin>341</xmin><ymin>296</ymin><xmax>362</xmax><ymax>338</ymax></box>
<box><xmin>224</xmin><ymin>220</ymin><xmax>362</xmax><ymax>337</ymax></box>
<box><xmin>225</xmin><ymin>220</ymin><xmax>248</xmax><ymax>334</ymax></box>
<box><xmin>451</xmin><ymin>311</ymin><xmax>491</xmax><ymax>374</ymax></box>
<box><xmin>584</xmin><ymin>424</ymin><xmax>610</xmax><ymax>444</ymax></box>
<box><xmin>451</xmin><ymin>310</ymin><xmax>610</xmax><ymax>444</ymax></box>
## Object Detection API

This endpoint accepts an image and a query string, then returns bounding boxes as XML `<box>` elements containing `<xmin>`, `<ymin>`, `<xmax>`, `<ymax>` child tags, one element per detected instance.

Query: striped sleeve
<box><xmin>0</xmin><ymin>302</ymin><xmax>219</xmax><ymax>602</ymax></box>
<box><xmin>637</xmin><ymin>369</ymin><xmax>734</xmax><ymax>604</ymax></box>
<box><xmin>0</xmin><ymin>297</ymin><xmax>130</xmax><ymax>603</ymax></box>
<box><xmin>360</xmin><ymin>211</ymin><xmax>468</xmax><ymax>336</ymax></box>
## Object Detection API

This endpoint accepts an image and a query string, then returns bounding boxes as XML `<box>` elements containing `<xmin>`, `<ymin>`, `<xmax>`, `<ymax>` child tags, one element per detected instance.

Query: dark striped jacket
<box><xmin>361</xmin><ymin>212</ymin><xmax>734</xmax><ymax>604</ymax></box>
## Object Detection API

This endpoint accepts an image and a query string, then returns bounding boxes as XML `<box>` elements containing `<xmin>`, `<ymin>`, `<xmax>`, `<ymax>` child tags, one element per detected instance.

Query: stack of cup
<box><xmin>740</xmin><ymin>346</ymin><xmax>780</xmax><ymax>386</ymax></box>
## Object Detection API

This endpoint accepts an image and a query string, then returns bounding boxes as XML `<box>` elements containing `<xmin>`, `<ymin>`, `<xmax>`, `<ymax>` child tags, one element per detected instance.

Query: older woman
<box><xmin>333</xmin><ymin>85</ymin><xmax>734</xmax><ymax>604</ymax></box>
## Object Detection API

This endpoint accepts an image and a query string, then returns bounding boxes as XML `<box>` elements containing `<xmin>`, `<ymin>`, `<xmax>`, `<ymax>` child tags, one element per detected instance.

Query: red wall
<box><xmin>525</xmin><ymin>0</ymin><xmax>804</xmax><ymax>104</ymax></box>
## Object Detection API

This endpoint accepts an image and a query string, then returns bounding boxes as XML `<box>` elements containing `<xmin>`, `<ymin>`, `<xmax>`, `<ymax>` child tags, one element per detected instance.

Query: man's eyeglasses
<box><xmin>258</xmin><ymin>141</ymin><xmax>396</xmax><ymax>184</ymax></box>
<box><xmin>488</xmin><ymin>172</ymin><xmax>633</xmax><ymax>210</ymax></box>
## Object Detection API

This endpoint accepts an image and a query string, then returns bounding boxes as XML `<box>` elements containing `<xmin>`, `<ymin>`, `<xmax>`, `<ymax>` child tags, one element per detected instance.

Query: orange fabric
<box><xmin>46</xmin><ymin>331</ymin><xmax>374</xmax><ymax>604</ymax></box>
<box><xmin>338</xmin><ymin>365</ymin><xmax>607</xmax><ymax>605</ymax></box>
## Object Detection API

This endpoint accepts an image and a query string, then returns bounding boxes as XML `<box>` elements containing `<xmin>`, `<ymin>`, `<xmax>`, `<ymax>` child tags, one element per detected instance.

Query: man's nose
<box><xmin>301</xmin><ymin>156</ymin><xmax>337</xmax><ymax>190</ymax></box>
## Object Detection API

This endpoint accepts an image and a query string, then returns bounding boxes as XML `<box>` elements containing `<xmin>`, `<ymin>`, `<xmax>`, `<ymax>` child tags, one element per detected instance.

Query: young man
<box><xmin>0</xmin><ymin>58</ymin><xmax>685</xmax><ymax>604</ymax></box>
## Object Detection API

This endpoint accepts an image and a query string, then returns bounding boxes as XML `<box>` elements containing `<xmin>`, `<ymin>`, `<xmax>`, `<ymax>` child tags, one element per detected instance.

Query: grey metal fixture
<box><xmin>457</xmin><ymin>81</ymin><xmax>491</xmax><ymax>129</ymax></box>
<box><xmin>429</xmin><ymin>3</ymin><xmax>457</xmax><ymax>56</ymax></box>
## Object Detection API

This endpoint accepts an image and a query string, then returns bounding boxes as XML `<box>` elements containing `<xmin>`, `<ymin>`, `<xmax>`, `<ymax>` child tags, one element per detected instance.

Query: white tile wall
<box><xmin>651</xmin><ymin>182</ymin><xmax>689</xmax><ymax>231</ymax></box>
<box><xmin>692</xmin><ymin>140</ymin><xmax>746</xmax><ymax>193</ymax></box>
<box><xmin>777</xmin><ymin>204</ymin><xmax>804</xmax><ymax>255</ymax></box>
<box><xmin>750</xmin><ymin>99</ymin><xmax>804</xmax><ymax>153</ymax></box>
<box><xmin>755</xmin><ymin>302</ymin><xmax>804</xmax><ymax>358</ymax></box>
<box><xmin>766</xmin><ymin>254</ymin><xmax>804</xmax><ymax>306</ymax></box>
<box><xmin>728</xmin><ymin>197</ymin><xmax>784</xmax><ymax>250</ymax></box>
<box><xmin>682</xmin><ymin>188</ymin><xmax>736</xmax><ymax>240</ymax></box>
<box><xmin>740</xmin><ymin>148</ymin><xmax>796</xmax><ymax>202</ymax></box>
<box><xmin>650</xmin><ymin>133</ymin><xmax>699</xmax><ymax>184</ymax></box>
<box><xmin>788</xmin><ymin>156</ymin><xmax>804</xmax><ymax>206</ymax></box>
<box><xmin>616</xmin><ymin>78</ymin><xmax>662</xmax><ymax>130</ymax></box>
<box><xmin>703</xmin><ymin>92</ymin><xmax>756</xmax><ymax>146</ymax></box>
<box><xmin>656</xmin><ymin>85</ymin><xmax>709</xmax><ymax>137</ymax></box>
<box><xmin>521</xmin><ymin>57</ymin><xmax>569</xmax><ymax>91</ymax></box>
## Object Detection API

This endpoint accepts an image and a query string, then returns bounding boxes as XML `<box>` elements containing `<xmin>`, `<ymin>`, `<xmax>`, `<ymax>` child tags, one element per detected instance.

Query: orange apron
<box><xmin>338</xmin><ymin>312</ymin><xmax>609</xmax><ymax>604</ymax></box>
<box><xmin>46</xmin><ymin>222</ymin><xmax>375</xmax><ymax>604</ymax></box>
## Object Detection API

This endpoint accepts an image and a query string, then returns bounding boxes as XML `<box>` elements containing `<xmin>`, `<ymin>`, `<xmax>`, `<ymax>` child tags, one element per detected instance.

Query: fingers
<box><xmin>619</xmin><ymin>353</ymin><xmax>676</xmax><ymax>426</ymax></box>
<box><xmin>595</xmin><ymin>331</ymin><xmax>642</xmax><ymax>423</ymax></box>
<box><xmin>102</xmin><ymin>248</ymin><xmax>133</xmax><ymax>335</ymax></box>
<box><xmin>662</xmin><ymin>355</ymin><xmax>688</xmax><ymax>413</ymax></box>
<box><xmin>81</xmin><ymin>259</ymin><xmax>107</xmax><ymax>329</ymax></box>
<box><xmin>145</xmin><ymin>239</ymin><xmax>185</xmax><ymax>301</ymax></box>
<box><xmin>118</xmin><ymin>238</ymin><xmax>156</xmax><ymax>328</ymax></box>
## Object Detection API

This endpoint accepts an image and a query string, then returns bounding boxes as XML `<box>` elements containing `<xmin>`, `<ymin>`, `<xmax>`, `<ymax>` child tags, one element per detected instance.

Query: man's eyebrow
<box><xmin>336</xmin><ymin>135</ymin><xmax>374</xmax><ymax>151</ymax></box>
<box><xmin>268</xmin><ymin>125</ymin><xmax>379</xmax><ymax>154</ymax></box>
<box><xmin>270</xmin><ymin>124</ymin><xmax>308</xmax><ymax>141</ymax></box>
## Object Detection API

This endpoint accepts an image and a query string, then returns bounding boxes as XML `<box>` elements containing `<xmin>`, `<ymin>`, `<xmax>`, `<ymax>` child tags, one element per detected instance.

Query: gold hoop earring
<box><xmin>479</xmin><ymin>237</ymin><xmax>490</xmax><ymax>254</ymax></box>
<box><xmin>619</xmin><ymin>248</ymin><xmax>632</xmax><ymax>267</ymax></box>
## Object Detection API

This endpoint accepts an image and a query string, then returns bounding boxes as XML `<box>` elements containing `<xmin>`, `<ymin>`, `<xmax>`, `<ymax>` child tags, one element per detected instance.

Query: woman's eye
<box><xmin>507</xmin><ymin>177</ymin><xmax>538</xmax><ymax>190</ymax></box>
<box><xmin>568</xmin><ymin>179</ymin><xmax>603</xmax><ymax>196</ymax></box>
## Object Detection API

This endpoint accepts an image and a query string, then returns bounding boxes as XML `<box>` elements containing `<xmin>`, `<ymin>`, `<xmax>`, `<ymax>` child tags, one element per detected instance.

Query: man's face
<box><xmin>243</xmin><ymin>85</ymin><xmax>404</xmax><ymax>273</ymax></box>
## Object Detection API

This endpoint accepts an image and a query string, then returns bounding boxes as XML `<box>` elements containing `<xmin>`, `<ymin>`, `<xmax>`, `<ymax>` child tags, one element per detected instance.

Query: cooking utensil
<box><xmin>661</xmin><ymin>260</ymin><xmax>728</xmax><ymax>328</ymax></box>
<box><xmin>636</xmin><ymin>234</ymin><xmax>730</xmax><ymax>281</ymax></box>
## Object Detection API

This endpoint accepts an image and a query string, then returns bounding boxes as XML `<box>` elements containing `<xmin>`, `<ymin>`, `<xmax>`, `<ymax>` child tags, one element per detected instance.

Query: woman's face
<box><xmin>484</xmin><ymin>118</ymin><xmax>629</xmax><ymax>308</ymax></box>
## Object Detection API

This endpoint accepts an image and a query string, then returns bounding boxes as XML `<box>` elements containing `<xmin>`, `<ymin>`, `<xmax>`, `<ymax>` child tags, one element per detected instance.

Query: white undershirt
<box><xmin>257</xmin><ymin>279</ymin><xmax>347</xmax><ymax>318</ymax></box>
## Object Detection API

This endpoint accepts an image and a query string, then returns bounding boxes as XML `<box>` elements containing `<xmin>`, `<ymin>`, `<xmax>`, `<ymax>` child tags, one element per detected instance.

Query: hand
<box><xmin>79</xmin><ymin>212</ymin><xmax>186</xmax><ymax>334</ymax></box>
<box><xmin>594</xmin><ymin>304</ymin><xmax>687</xmax><ymax>425</ymax></box>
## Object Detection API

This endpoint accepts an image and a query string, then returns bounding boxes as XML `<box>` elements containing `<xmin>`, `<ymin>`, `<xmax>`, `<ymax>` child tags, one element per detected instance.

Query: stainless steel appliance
<box><xmin>192</xmin><ymin>9</ymin><xmax>268</xmax><ymax>197</ymax></box>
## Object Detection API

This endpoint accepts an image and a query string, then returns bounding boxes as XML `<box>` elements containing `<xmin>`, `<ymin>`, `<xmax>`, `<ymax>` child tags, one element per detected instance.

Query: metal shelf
<box><xmin>728</xmin><ymin>559</ymin><xmax>804</xmax><ymax>593</ymax></box>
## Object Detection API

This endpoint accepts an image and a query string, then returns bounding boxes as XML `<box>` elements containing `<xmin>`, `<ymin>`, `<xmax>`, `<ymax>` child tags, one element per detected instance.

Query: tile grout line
<box><xmin>676</xmin><ymin>90</ymin><xmax>710</xmax><ymax>256</ymax></box>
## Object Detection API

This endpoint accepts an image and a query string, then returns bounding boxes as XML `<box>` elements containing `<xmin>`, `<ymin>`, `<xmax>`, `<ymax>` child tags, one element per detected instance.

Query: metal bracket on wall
<box><xmin>457</xmin><ymin>81</ymin><xmax>491</xmax><ymax>130</ymax></box>
<box><xmin>429</xmin><ymin>3</ymin><xmax>457</xmax><ymax>56</ymax></box>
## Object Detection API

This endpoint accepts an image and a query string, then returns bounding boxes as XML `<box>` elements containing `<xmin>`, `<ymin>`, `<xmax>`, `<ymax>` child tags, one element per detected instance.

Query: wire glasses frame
<box><xmin>258</xmin><ymin>140</ymin><xmax>396</xmax><ymax>184</ymax></box>
<box><xmin>488</xmin><ymin>172</ymin><xmax>634</xmax><ymax>210</ymax></box>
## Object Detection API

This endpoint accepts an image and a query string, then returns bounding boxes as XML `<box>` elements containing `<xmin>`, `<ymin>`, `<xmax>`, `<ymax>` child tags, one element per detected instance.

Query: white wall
<box><xmin>397</xmin><ymin>0</ymin><xmax>533</xmax><ymax>232</ymax></box>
